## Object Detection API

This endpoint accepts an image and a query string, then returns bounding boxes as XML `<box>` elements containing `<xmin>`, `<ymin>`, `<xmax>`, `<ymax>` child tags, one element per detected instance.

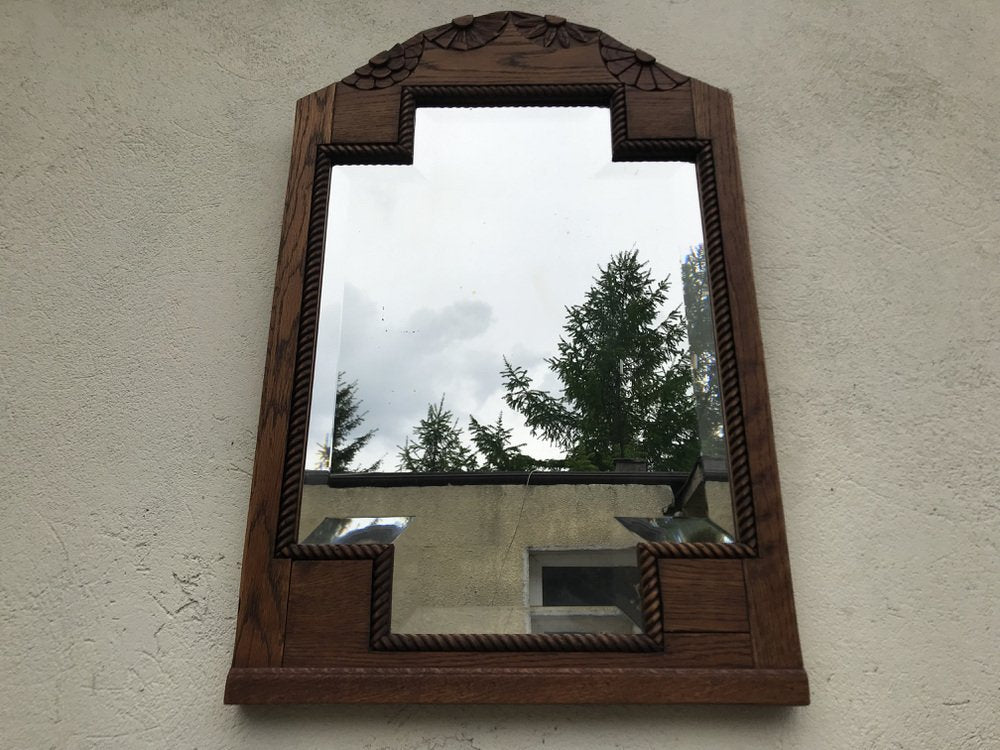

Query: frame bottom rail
<box><xmin>226</xmin><ymin>666</ymin><xmax>809</xmax><ymax>705</ymax></box>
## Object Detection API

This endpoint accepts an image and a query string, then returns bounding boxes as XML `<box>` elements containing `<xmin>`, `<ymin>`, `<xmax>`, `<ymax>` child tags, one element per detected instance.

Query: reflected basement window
<box><xmin>528</xmin><ymin>549</ymin><xmax>641</xmax><ymax>634</ymax></box>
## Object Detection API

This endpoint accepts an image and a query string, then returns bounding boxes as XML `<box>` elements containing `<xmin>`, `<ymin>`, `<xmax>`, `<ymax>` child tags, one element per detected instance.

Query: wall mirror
<box><xmin>227</xmin><ymin>10</ymin><xmax>808</xmax><ymax>704</ymax></box>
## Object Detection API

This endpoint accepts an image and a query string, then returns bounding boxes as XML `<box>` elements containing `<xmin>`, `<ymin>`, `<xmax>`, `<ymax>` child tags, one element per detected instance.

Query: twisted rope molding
<box><xmin>640</xmin><ymin>541</ymin><xmax>756</xmax><ymax>559</ymax></box>
<box><xmin>372</xmin><ymin>632</ymin><xmax>660</xmax><ymax>652</ymax></box>
<box><xmin>614</xmin><ymin>138</ymin><xmax>707</xmax><ymax>161</ymax></box>
<box><xmin>694</xmin><ymin>145</ymin><xmax>758</xmax><ymax>550</ymax></box>
<box><xmin>280</xmin><ymin>544</ymin><xmax>389</xmax><ymax>560</ymax></box>
<box><xmin>409</xmin><ymin>83</ymin><xmax>618</xmax><ymax>106</ymax></box>
<box><xmin>274</xmin><ymin>155</ymin><xmax>331</xmax><ymax>552</ymax></box>
<box><xmin>369</xmin><ymin>545</ymin><xmax>395</xmax><ymax>642</ymax></box>
<box><xmin>637</xmin><ymin>544</ymin><xmax>664</xmax><ymax>644</ymax></box>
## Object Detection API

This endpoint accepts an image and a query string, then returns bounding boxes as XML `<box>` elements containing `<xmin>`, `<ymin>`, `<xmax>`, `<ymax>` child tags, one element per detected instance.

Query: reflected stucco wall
<box><xmin>2</xmin><ymin>1</ymin><xmax>998</xmax><ymax>748</ymax></box>
<box><xmin>301</xmin><ymin>483</ymin><xmax>670</xmax><ymax>633</ymax></box>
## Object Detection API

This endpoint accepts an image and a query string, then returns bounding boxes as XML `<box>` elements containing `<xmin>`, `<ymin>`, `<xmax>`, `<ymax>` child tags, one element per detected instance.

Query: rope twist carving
<box><xmin>641</xmin><ymin>541</ymin><xmax>756</xmax><ymax>559</ymax></box>
<box><xmin>274</xmin><ymin>155</ymin><xmax>331</xmax><ymax>552</ymax></box>
<box><xmin>372</xmin><ymin>632</ymin><xmax>660</xmax><ymax>652</ymax></box>
<box><xmin>695</xmin><ymin>146</ymin><xmax>758</xmax><ymax>550</ymax></box>
<box><xmin>280</xmin><ymin>544</ymin><xmax>389</xmax><ymax>560</ymax></box>
<box><xmin>637</xmin><ymin>544</ymin><xmax>664</xmax><ymax>644</ymax></box>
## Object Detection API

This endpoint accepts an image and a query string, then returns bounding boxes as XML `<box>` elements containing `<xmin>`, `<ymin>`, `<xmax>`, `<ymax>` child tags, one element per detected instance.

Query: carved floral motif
<box><xmin>599</xmin><ymin>35</ymin><xmax>688</xmax><ymax>91</ymax></box>
<box><xmin>510</xmin><ymin>12</ymin><xmax>599</xmax><ymax>48</ymax></box>
<box><xmin>422</xmin><ymin>12</ymin><xmax>508</xmax><ymax>51</ymax></box>
<box><xmin>342</xmin><ymin>35</ymin><xmax>423</xmax><ymax>90</ymax></box>
<box><xmin>342</xmin><ymin>16</ymin><xmax>693</xmax><ymax>92</ymax></box>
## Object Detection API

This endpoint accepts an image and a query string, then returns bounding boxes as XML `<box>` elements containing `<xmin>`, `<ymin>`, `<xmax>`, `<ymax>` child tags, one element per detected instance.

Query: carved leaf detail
<box><xmin>599</xmin><ymin>35</ymin><xmax>688</xmax><ymax>91</ymax></box>
<box><xmin>510</xmin><ymin>12</ymin><xmax>599</xmax><ymax>48</ymax></box>
<box><xmin>423</xmin><ymin>12</ymin><xmax>508</xmax><ymax>51</ymax></box>
<box><xmin>342</xmin><ymin>34</ymin><xmax>423</xmax><ymax>90</ymax></box>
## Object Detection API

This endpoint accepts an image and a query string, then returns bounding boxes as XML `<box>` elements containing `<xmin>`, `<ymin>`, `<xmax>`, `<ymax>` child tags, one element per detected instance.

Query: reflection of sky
<box><xmin>306</xmin><ymin>107</ymin><xmax>705</xmax><ymax>471</ymax></box>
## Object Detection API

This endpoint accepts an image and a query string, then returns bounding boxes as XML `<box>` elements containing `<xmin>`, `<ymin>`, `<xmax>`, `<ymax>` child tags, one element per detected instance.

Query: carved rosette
<box><xmin>600</xmin><ymin>35</ymin><xmax>688</xmax><ymax>91</ymax></box>
<box><xmin>342</xmin><ymin>35</ymin><xmax>423</xmax><ymax>90</ymax></box>
<box><xmin>423</xmin><ymin>12</ymin><xmax>508</xmax><ymax>51</ymax></box>
<box><xmin>511</xmin><ymin>12</ymin><xmax>599</xmax><ymax>48</ymax></box>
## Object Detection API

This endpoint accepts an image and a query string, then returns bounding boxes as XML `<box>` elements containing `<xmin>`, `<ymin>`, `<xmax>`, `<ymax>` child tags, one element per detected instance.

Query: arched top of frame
<box><xmin>338</xmin><ymin>11</ymin><xmax>690</xmax><ymax>92</ymax></box>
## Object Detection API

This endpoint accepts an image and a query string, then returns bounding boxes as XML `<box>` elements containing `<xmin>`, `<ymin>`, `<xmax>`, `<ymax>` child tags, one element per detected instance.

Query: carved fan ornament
<box><xmin>511</xmin><ymin>12</ymin><xmax>599</xmax><ymax>48</ymax></box>
<box><xmin>342</xmin><ymin>34</ymin><xmax>423</xmax><ymax>90</ymax></box>
<box><xmin>599</xmin><ymin>35</ymin><xmax>688</xmax><ymax>91</ymax></box>
<box><xmin>340</xmin><ymin>11</ymin><xmax>688</xmax><ymax>90</ymax></box>
<box><xmin>423</xmin><ymin>12</ymin><xmax>508</xmax><ymax>51</ymax></box>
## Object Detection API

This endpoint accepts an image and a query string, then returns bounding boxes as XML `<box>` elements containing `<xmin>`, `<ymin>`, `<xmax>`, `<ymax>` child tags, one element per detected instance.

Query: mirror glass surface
<box><xmin>299</xmin><ymin>107</ymin><xmax>734</xmax><ymax>634</ymax></box>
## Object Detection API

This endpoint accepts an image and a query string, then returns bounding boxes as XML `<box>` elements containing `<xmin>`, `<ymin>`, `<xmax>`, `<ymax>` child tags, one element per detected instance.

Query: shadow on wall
<box><xmin>235</xmin><ymin>703</ymin><xmax>803</xmax><ymax>740</ymax></box>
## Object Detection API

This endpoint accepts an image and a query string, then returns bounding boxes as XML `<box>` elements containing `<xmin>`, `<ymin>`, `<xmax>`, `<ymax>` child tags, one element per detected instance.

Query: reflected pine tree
<box><xmin>315</xmin><ymin>373</ymin><xmax>381</xmax><ymax>472</ymax></box>
<box><xmin>468</xmin><ymin>413</ymin><xmax>541</xmax><ymax>471</ymax></box>
<box><xmin>502</xmin><ymin>249</ymin><xmax>700</xmax><ymax>471</ymax></box>
<box><xmin>397</xmin><ymin>396</ymin><xmax>478</xmax><ymax>472</ymax></box>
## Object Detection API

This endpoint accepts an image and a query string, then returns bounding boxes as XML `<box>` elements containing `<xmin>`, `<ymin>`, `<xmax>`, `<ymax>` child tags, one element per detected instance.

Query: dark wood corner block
<box><xmin>283</xmin><ymin>560</ymin><xmax>374</xmax><ymax>665</ymax></box>
<box><xmin>331</xmin><ymin>85</ymin><xmax>401</xmax><ymax>144</ymax></box>
<box><xmin>625</xmin><ymin>88</ymin><xmax>696</xmax><ymax>139</ymax></box>
<box><xmin>660</xmin><ymin>559</ymin><xmax>749</xmax><ymax>633</ymax></box>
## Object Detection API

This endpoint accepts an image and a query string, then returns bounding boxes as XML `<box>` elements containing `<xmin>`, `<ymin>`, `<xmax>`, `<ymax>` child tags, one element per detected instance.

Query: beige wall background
<box><xmin>2</xmin><ymin>1</ymin><xmax>997</xmax><ymax>747</ymax></box>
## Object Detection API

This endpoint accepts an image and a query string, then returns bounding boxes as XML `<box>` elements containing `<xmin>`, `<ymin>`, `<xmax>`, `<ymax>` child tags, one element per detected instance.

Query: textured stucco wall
<box><xmin>2</xmin><ymin>1</ymin><xmax>998</xmax><ymax>748</ymax></box>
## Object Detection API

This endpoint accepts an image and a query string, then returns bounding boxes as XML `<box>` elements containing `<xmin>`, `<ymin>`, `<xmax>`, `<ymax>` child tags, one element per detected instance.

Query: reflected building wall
<box><xmin>300</xmin><ymin>481</ymin><xmax>734</xmax><ymax>634</ymax></box>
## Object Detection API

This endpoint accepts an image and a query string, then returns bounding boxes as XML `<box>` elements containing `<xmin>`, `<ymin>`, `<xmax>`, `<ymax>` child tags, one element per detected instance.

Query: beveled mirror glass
<box><xmin>299</xmin><ymin>106</ymin><xmax>734</xmax><ymax>634</ymax></box>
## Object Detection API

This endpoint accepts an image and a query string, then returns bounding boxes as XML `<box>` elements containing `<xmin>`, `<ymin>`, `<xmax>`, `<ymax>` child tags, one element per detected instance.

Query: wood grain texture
<box><xmin>626</xmin><ymin>88</ymin><xmax>696</xmax><ymax>139</ymax></box>
<box><xmin>230</xmin><ymin>85</ymin><xmax>334</xmax><ymax>668</ymax></box>
<box><xmin>408</xmin><ymin>24</ymin><xmax>613</xmax><ymax>85</ymax></box>
<box><xmin>330</xmin><ymin>85</ymin><xmax>401</xmax><ymax>143</ymax></box>
<box><xmin>660</xmin><ymin>559</ymin><xmax>749</xmax><ymax>633</ymax></box>
<box><xmin>282</xmin><ymin>560</ymin><xmax>373</xmax><ymax>665</ymax></box>
<box><xmin>692</xmin><ymin>80</ymin><xmax>803</xmax><ymax>669</ymax></box>
<box><xmin>226</xmin><ymin>666</ymin><xmax>808</xmax><ymax>705</ymax></box>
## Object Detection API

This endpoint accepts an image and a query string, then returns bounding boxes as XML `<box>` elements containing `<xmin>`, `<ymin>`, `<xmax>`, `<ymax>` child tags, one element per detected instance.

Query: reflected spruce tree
<box><xmin>468</xmin><ymin>413</ymin><xmax>540</xmax><ymax>471</ymax></box>
<box><xmin>398</xmin><ymin>400</ymin><xmax>557</xmax><ymax>472</ymax></box>
<box><xmin>397</xmin><ymin>396</ymin><xmax>478</xmax><ymax>472</ymax></box>
<box><xmin>501</xmin><ymin>249</ymin><xmax>700</xmax><ymax>471</ymax></box>
<box><xmin>315</xmin><ymin>373</ymin><xmax>381</xmax><ymax>472</ymax></box>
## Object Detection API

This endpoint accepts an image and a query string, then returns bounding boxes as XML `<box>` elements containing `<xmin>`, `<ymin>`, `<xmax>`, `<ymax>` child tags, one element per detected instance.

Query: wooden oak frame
<box><xmin>226</xmin><ymin>11</ymin><xmax>808</xmax><ymax>705</ymax></box>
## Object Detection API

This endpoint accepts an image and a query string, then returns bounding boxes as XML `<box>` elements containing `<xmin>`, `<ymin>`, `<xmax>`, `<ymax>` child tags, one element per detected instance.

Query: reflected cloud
<box><xmin>317</xmin><ymin>285</ymin><xmax>501</xmax><ymax>468</ymax></box>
